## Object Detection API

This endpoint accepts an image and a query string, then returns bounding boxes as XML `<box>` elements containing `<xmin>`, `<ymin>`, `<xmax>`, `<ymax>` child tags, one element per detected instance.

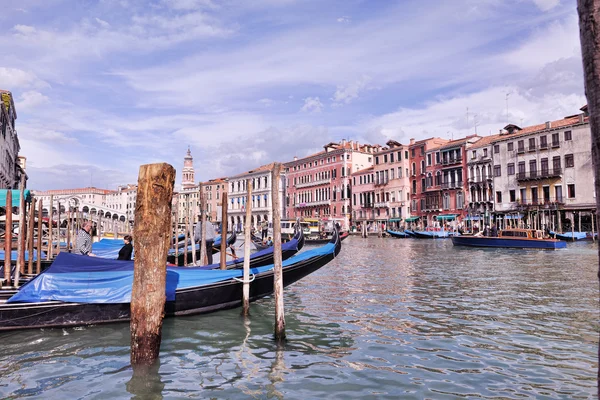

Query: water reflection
<box><xmin>126</xmin><ymin>362</ymin><xmax>164</xmax><ymax>400</ymax></box>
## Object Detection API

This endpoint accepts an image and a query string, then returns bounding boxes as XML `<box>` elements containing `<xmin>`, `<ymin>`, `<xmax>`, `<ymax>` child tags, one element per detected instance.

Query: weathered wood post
<box><xmin>579</xmin><ymin>211</ymin><xmax>582</xmax><ymax>233</ymax></box>
<box><xmin>592</xmin><ymin>211</ymin><xmax>596</xmax><ymax>242</ymax></box>
<box><xmin>36</xmin><ymin>200</ymin><xmax>42</xmax><ymax>274</ymax></box>
<box><xmin>130</xmin><ymin>163</ymin><xmax>175</xmax><ymax>367</ymax></box>
<box><xmin>66</xmin><ymin>209</ymin><xmax>71</xmax><ymax>252</ymax></box>
<box><xmin>3</xmin><ymin>190</ymin><xmax>12</xmax><ymax>286</ymax></box>
<box><xmin>189</xmin><ymin>203</ymin><xmax>197</xmax><ymax>266</ymax></box>
<box><xmin>183</xmin><ymin>200</ymin><xmax>189</xmax><ymax>266</ymax></box>
<box><xmin>272</xmin><ymin>163</ymin><xmax>285</xmax><ymax>341</ymax></box>
<box><xmin>220</xmin><ymin>192</ymin><xmax>228</xmax><ymax>270</ymax></box>
<box><xmin>578</xmin><ymin>1</ymin><xmax>600</xmax><ymax>394</ymax></box>
<box><xmin>98</xmin><ymin>212</ymin><xmax>103</xmax><ymax>239</ymax></box>
<box><xmin>27</xmin><ymin>198</ymin><xmax>35</xmax><ymax>274</ymax></box>
<box><xmin>56</xmin><ymin>200</ymin><xmax>61</xmax><ymax>254</ymax></box>
<box><xmin>197</xmin><ymin>185</ymin><xmax>205</xmax><ymax>266</ymax></box>
<box><xmin>242</xmin><ymin>179</ymin><xmax>253</xmax><ymax>315</ymax></box>
<box><xmin>16</xmin><ymin>176</ymin><xmax>26</xmax><ymax>281</ymax></box>
<box><xmin>48</xmin><ymin>194</ymin><xmax>53</xmax><ymax>260</ymax></box>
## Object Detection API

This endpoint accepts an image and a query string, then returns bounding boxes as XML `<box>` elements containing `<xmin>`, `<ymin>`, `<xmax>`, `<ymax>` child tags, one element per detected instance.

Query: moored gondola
<box><xmin>0</xmin><ymin>228</ymin><xmax>340</xmax><ymax>331</ymax></box>
<box><xmin>167</xmin><ymin>231</ymin><xmax>237</xmax><ymax>265</ymax></box>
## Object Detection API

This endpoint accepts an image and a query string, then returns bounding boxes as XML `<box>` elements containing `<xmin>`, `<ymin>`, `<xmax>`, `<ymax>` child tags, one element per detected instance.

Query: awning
<box><xmin>388</xmin><ymin>218</ymin><xmax>402</xmax><ymax>222</ymax></box>
<box><xmin>0</xmin><ymin>189</ymin><xmax>32</xmax><ymax>207</ymax></box>
<box><xmin>405</xmin><ymin>216</ymin><xmax>420</xmax><ymax>222</ymax></box>
<box><xmin>464</xmin><ymin>216</ymin><xmax>481</xmax><ymax>221</ymax></box>
<box><xmin>436</xmin><ymin>214</ymin><xmax>457</xmax><ymax>221</ymax></box>
<box><xmin>504</xmin><ymin>214</ymin><xmax>523</xmax><ymax>220</ymax></box>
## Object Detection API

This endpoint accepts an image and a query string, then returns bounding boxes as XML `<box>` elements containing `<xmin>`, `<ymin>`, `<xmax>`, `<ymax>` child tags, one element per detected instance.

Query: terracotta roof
<box><xmin>350</xmin><ymin>166</ymin><xmax>374</xmax><ymax>176</ymax></box>
<box><xmin>469</xmin><ymin>134</ymin><xmax>502</xmax><ymax>149</ymax></box>
<box><xmin>494</xmin><ymin>115</ymin><xmax>587</xmax><ymax>142</ymax></box>
<box><xmin>34</xmin><ymin>187</ymin><xmax>113</xmax><ymax>195</ymax></box>
<box><xmin>439</xmin><ymin>135</ymin><xmax>480</xmax><ymax>150</ymax></box>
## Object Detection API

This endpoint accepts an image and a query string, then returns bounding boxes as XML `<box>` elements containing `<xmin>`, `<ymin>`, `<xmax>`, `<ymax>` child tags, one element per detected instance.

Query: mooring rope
<box><xmin>233</xmin><ymin>273</ymin><xmax>255</xmax><ymax>284</ymax></box>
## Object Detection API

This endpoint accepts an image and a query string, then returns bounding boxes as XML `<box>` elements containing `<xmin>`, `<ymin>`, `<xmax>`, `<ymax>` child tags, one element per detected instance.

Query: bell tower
<box><xmin>182</xmin><ymin>146</ymin><xmax>195</xmax><ymax>189</ymax></box>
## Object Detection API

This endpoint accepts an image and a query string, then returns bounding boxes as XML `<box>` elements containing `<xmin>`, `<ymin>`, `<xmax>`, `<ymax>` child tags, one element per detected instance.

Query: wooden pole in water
<box><xmin>15</xmin><ymin>176</ymin><xmax>26</xmax><ymax>285</ymax></box>
<box><xmin>56</xmin><ymin>200</ymin><xmax>61</xmax><ymax>255</ymax></box>
<box><xmin>36</xmin><ymin>201</ymin><xmax>42</xmax><ymax>275</ymax></box>
<box><xmin>27</xmin><ymin>198</ymin><xmax>35</xmax><ymax>274</ymax></box>
<box><xmin>579</xmin><ymin>211</ymin><xmax>582</xmax><ymax>233</ymax></box>
<box><xmin>242</xmin><ymin>178</ymin><xmax>253</xmax><ymax>316</ymax></box>
<box><xmin>183</xmin><ymin>199</ymin><xmax>189</xmax><ymax>267</ymax></box>
<box><xmin>220</xmin><ymin>192</ymin><xmax>228</xmax><ymax>270</ymax></box>
<box><xmin>130</xmin><ymin>162</ymin><xmax>175</xmax><ymax>367</ymax></box>
<box><xmin>3</xmin><ymin>190</ymin><xmax>12</xmax><ymax>286</ymax></box>
<box><xmin>48</xmin><ymin>194</ymin><xmax>53</xmax><ymax>260</ymax></box>
<box><xmin>592</xmin><ymin>210</ymin><xmax>596</xmax><ymax>242</ymax></box>
<box><xmin>272</xmin><ymin>163</ymin><xmax>286</xmax><ymax>341</ymax></box>
<box><xmin>66</xmin><ymin>209</ymin><xmax>71</xmax><ymax>252</ymax></box>
<box><xmin>199</xmin><ymin>185</ymin><xmax>207</xmax><ymax>266</ymax></box>
<box><xmin>572</xmin><ymin>212</ymin><xmax>575</xmax><ymax>239</ymax></box>
<box><xmin>189</xmin><ymin>201</ymin><xmax>197</xmax><ymax>266</ymax></box>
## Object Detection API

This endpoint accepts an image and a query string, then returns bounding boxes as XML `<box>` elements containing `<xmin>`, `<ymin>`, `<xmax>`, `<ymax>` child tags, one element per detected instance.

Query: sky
<box><xmin>0</xmin><ymin>0</ymin><xmax>586</xmax><ymax>191</ymax></box>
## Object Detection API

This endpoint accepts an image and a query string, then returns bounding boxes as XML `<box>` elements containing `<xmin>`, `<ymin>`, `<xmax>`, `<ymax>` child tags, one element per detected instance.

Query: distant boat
<box><xmin>549</xmin><ymin>231</ymin><xmax>596</xmax><ymax>241</ymax></box>
<box><xmin>451</xmin><ymin>229</ymin><xmax>566</xmax><ymax>249</ymax></box>
<box><xmin>412</xmin><ymin>230</ymin><xmax>458</xmax><ymax>239</ymax></box>
<box><xmin>305</xmin><ymin>231</ymin><xmax>349</xmax><ymax>245</ymax></box>
<box><xmin>386</xmin><ymin>229</ymin><xmax>410</xmax><ymax>238</ymax></box>
<box><xmin>403</xmin><ymin>230</ymin><xmax>417</xmax><ymax>238</ymax></box>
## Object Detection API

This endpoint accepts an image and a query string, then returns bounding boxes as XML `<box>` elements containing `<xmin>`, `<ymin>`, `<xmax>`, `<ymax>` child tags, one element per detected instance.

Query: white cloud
<box><xmin>332</xmin><ymin>75</ymin><xmax>372</xmax><ymax>105</ymax></box>
<box><xmin>13</xmin><ymin>24</ymin><xmax>36</xmax><ymax>35</ymax></box>
<box><xmin>337</xmin><ymin>16</ymin><xmax>351</xmax><ymax>23</ymax></box>
<box><xmin>95</xmin><ymin>17</ymin><xmax>111</xmax><ymax>28</ymax></box>
<box><xmin>0</xmin><ymin>67</ymin><xmax>48</xmax><ymax>89</ymax></box>
<box><xmin>258</xmin><ymin>98</ymin><xmax>274</xmax><ymax>107</ymax></box>
<box><xmin>532</xmin><ymin>0</ymin><xmax>560</xmax><ymax>12</ymax></box>
<box><xmin>16</xmin><ymin>90</ymin><xmax>49</xmax><ymax>111</ymax></box>
<box><xmin>300</xmin><ymin>97</ymin><xmax>324</xmax><ymax>113</ymax></box>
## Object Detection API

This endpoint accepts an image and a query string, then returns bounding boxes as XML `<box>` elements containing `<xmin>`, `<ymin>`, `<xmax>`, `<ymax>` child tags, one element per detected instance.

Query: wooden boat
<box><xmin>412</xmin><ymin>229</ymin><xmax>458</xmax><ymax>239</ymax></box>
<box><xmin>304</xmin><ymin>231</ymin><xmax>349</xmax><ymax>245</ymax></box>
<box><xmin>403</xmin><ymin>229</ymin><xmax>417</xmax><ymax>238</ymax></box>
<box><xmin>549</xmin><ymin>231</ymin><xmax>596</xmax><ymax>241</ymax></box>
<box><xmin>251</xmin><ymin>233</ymin><xmax>270</xmax><ymax>250</ymax></box>
<box><xmin>0</xmin><ymin>230</ymin><xmax>341</xmax><ymax>331</ymax></box>
<box><xmin>386</xmin><ymin>229</ymin><xmax>410</xmax><ymax>238</ymax></box>
<box><xmin>167</xmin><ymin>232</ymin><xmax>237</xmax><ymax>266</ymax></box>
<box><xmin>451</xmin><ymin>229</ymin><xmax>566</xmax><ymax>249</ymax></box>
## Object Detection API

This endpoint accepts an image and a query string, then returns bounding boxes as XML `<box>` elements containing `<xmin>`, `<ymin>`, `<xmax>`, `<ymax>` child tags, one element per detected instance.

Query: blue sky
<box><xmin>0</xmin><ymin>0</ymin><xmax>585</xmax><ymax>190</ymax></box>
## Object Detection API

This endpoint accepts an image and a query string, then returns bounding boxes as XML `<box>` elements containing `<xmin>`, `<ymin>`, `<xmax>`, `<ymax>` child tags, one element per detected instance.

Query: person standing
<box><xmin>194</xmin><ymin>218</ymin><xmax>217</xmax><ymax>265</ymax></box>
<box><xmin>74</xmin><ymin>221</ymin><xmax>95</xmax><ymax>256</ymax></box>
<box><xmin>118</xmin><ymin>235</ymin><xmax>133</xmax><ymax>261</ymax></box>
<box><xmin>261</xmin><ymin>219</ymin><xmax>269</xmax><ymax>240</ymax></box>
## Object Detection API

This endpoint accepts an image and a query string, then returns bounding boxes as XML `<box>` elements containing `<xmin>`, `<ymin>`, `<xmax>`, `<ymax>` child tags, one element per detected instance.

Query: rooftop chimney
<box><xmin>545</xmin><ymin>121</ymin><xmax>552</xmax><ymax>129</ymax></box>
<box><xmin>341</xmin><ymin>138</ymin><xmax>347</xmax><ymax>146</ymax></box>
<box><xmin>293</xmin><ymin>156</ymin><xmax>298</xmax><ymax>161</ymax></box>
<box><xmin>410</xmin><ymin>138</ymin><xmax>415</xmax><ymax>145</ymax></box>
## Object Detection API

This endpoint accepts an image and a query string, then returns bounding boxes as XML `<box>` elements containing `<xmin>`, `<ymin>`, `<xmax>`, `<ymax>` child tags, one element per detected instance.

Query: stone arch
<box><xmin>82</xmin><ymin>206</ymin><xmax>89</xmax><ymax>213</ymax></box>
<box><xmin>105</xmin><ymin>212</ymin><xmax>112</xmax><ymax>219</ymax></box>
<box><xmin>119</xmin><ymin>215</ymin><xmax>126</xmax><ymax>222</ymax></box>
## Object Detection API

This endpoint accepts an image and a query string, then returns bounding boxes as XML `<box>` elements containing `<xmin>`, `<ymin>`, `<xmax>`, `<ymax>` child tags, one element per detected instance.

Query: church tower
<box><xmin>182</xmin><ymin>146</ymin><xmax>195</xmax><ymax>189</ymax></box>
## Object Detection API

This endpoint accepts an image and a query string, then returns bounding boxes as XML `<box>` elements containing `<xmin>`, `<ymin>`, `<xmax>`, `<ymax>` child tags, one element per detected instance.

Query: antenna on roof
<box><xmin>505</xmin><ymin>91</ymin><xmax>512</xmax><ymax>125</ymax></box>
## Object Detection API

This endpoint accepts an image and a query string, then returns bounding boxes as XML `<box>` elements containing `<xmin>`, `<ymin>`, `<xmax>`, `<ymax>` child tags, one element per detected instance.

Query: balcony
<box><xmin>295</xmin><ymin>178</ymin><xmax>331</xmax><ymax>189</ymax></box>
<box><xmin>516</xmin><ymin>168</ymin><xmax>562</xmax><ymax>181</ymax></box>
<box><xmin>374</xmin><ymin>178</ymin><xmax>389</xmax><ymax>187</ymax></box>
<box><xmin>296</xmin><ymin>200</ymin><xmax>331</xmax><ymax>208</ymax></box>
<box><xmin>467</xmin><ymin>176</ymin><xmax>492</xmax><ymax>185</ymax></box>
<box><xmin>441</xmin><ymin>181</ymin><xmax>464</xmax><ymax>189</ymax></box>
<box><xmin>517</xmin><ymin>197</ymin><xmax>565</xmax><ymax>209</ymax></box>
<box><xmin>441</xmin><ymin>157</ymin><xmax>463</xmax><ymax>166</ymax></box>
<box><xmin>373</xmin><ymin>202</ymin><xmax>390</xmax><ymax>208</ymax></box>
<box><xmin>528</xmin><ymin>145</ymin><xmax>537</xmax><ymax>152</ymax></box>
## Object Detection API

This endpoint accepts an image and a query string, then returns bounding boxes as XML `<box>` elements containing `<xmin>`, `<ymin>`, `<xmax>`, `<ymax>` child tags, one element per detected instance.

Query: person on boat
<box><xmin>261</xmin><ymin>219</ymin><xmax>269</xmax><ymax>240</ymax></box>
<box><xmin>490</xmin><ymin>224</ymin><xmax>498</xmax><ymax>237</ymax></box>
<box><xmin>194</xmin><ymin>218</ymin><xmax>217</xmax><ymax>265</ymax></box>
<box><xmin>117</xmin><ymin>235</ymin><xmax>133</xmax><ymax>261</ymax></box>
<box><xmin>266</xmin><ymin>236</ymin><xmax>273</xmax><ymax>246</ymax></box>
<box><xmin>74</xmin><ymin>221</ymin><xmax>95</xmax><ymax>256</ymax></box>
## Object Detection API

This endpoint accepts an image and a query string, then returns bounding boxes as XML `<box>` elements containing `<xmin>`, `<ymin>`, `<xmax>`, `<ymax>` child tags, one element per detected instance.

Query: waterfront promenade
<box><xmin>0</xmin><ymin>236</ymin><xmax>596</xmax><ymax>398</ymax></box>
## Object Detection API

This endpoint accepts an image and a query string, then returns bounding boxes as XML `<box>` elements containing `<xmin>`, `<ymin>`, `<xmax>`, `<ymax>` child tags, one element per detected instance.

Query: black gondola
<box><xmin>304</xmin><ymin>231</ymin><xmax>349</xmax><ymax>245</ymax></box>
<box><xmin>0</xmin><ymin>229</ymin><xmax>340</xmax><ymax>332</ymax></box>
<box><xmin>167</xmin><ymin>231</ymin><xmax>237</xmax><ymax>265</ymax></box>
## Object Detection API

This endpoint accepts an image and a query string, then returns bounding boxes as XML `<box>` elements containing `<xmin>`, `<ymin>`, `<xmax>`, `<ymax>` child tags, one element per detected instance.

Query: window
<box><xmin>565</xmin><ymin>154</ymin><xmax>574</xmax><ymax>168</ymax></box>
<box><xmin>493</xmin><ymin>144</ymin><xmax>499</xmax><ymax>154</ymax></box>
<box><xmin>494</xmin><ymin>165</ymin><xmax>501</xmax><ymax>177</ymax></box>
<box><xmin>509</xmin><ymin>190</ymin><xmax>516</xmax><ymax>202</ymax></box>
<box><xmin>435</xmin><ymin>152</ymin><xmax>440</xmax><ymax>164</ymax></box>
<box><xmin>472</xmin><ymin>150</ymin><xmax>476</xmax><ymax>159</ymax></box>
<box><xmin>420</xmin><ymin>146</ymin><xmax>424</xmax><ymax>156</ymax></box>
<box><xmin>540</xmin><ymin>135</ymin><xmax>547</xmax><ymax>148</ymax></box>
<box><xmin>529</xmin><ymin>160</ymin><xmax>537</xmax><ymax>176</ymax></box>
<box><xmin>427</xmin><ymin>154</ymin><xmax>432</xmax><ymax>166</ymax></box>
<box><xmin>555</xmin><ymin>185</ymin><xmax>563</xmax><ymax>202</ymax></box>
<box><xmin>520</xmin><ymin>188</ymin><xmax>527</xmax><ymax>203</ymax></box>
<box><xmin>553</xmin><ymin>156</ymin><xmax>561</xmax><ymax>171</ymax></box>
<box><xmin>568</xmin><ymin>184</ymin><xmax>575</xmax><ymax>198</ymax></box>
<box><xmin>390</xmin><ymin>153</ymin><xmax>394</xmax><ymax>163</ymax></box>
<box><xmin>528</xmin><ymin>138</ymin><xmax>536</xmax><ymax>151</ymax></box>
<box><xmin>397</xmin><ymin>151</ymin><xmax>402</xmax><ymax>161</ymax></box>
<box><xmin>517</xmin><ymin>140</ymin><xmax>525</xmax><ymax>152</ymax></box>
<box><xmin>507</xmin><ymin>163</ymin><xmax>515</xmax><ymax>175</ymax></box>
<box><xmin>443</xmin><ymin>193</ymin><xmax>450</xmax><ymax>210</ymax></box>
<box><xmin>405</xmin><ymin>150</ymin><xmax>409</xmax><ymax>159</ymax></box>
<box><xmin>411</xmin><ymin>148</ymin><xmax>415</xmax><ymax>157</ymax></box>
<box><xmin>375</xmin><ymin>156</ymin><xmax>380</xmax><ymax>165</ymax></box>
<box><xmin>496</xmin><ymin>191</ymin><xmax>502</xmax><ymax>203</ymax></box>
<box><xmin>564</xmin><ymin>130</ymin><xmax>572</xmax><ymax>141</ymax></box>
<box><xmin>483</xmin><ymin>148</ymin><xmax>488</xmax><ymax>157</ymax></box>
<box><xmin>541</xmin><ymin>158</ymin><xmax>548</xmax><ymax>174</ymax></box>
<box><xmin>507</xmin><ymin>142</ymin><xmax>514</xmax><ymax>151</ymax></box>
<box><xmin>552</xmin><ymin>132</ymin><xmax>560</xmax><ymax>147</ymax></box>
<box><xmin>384</xmin><ymin>154</ymin><xmax>388</xmax><ymax>163</ymax></box>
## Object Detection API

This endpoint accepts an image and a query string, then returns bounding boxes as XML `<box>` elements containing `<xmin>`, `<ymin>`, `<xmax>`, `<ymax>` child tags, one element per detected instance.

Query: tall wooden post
<box><xmin>189</xmin><ymin>203</ymin><xmax>196</xmax><ymax>266</ymax></box>
<box><xmin>199</xmin><ymin>185</ymin><xmax>207</xmax><ymax>266</ymax></box>
<box><xmin>36</xmin><ymin>201</ymin><xmax>42</xmax><ymax>274</ymax></box>
<box><xmin>183</xmin><ymin>203</ymin><xmax>189</xmax><ymax>267</ymax></box>
<box><xmin>27</xmin><ymin>198</ymin><xmax>35</xmax><ymax>274</ymax></box>
<box><xmin>592</xmin><ymin>211</ymin><xmax>596</xmax><ymax>242</ymax></box>
<box><xmin>578</xmin><ymin>0</ymin><xmax>600</xmax><ymax>393</ymax></box>
<box><xmin>242</xmin><ymin>179</ymin><xmax>252</xmax><ymax>316</ymax></box>
<box><xmin>56</xmin><ymin>201</ymin><xmax>61</xmax><ymax>254</ymax></box>
<box><xmin>3</xmin><ymin>190</ymin><xmax>12</xmax><ymax>286</ymax></box>
<box><xmin>220</xmin><ymin>193</ymin><xmax>228</xmax><ymax>270</ymax></box>
<box><xmin>579</xmin><ymin>211</ymin><xmax>582</xmax><ymax>232</ymax></box>
<box><xmin>66</xmin><ymin>209</ymin><xmax>72</xmax><ymax>252</ymax></box>
<box><xmin>272</xmin><ymin>163</ymin><xmax>285</xmax><ymax>341</ymax></box>
<box><xmin>48</xmin><ymin>194</ymin><xmax>53</xmax><ymax>260</ymax></box>
<box><xmin>15</xmin><ymin>177</ymin><xmax>26</xmax><ymax>286</ymax></box>
<box><xmin>130</xmin><ymin>163</ymin><xmax>175</xmax><ymax>367</ymax></box>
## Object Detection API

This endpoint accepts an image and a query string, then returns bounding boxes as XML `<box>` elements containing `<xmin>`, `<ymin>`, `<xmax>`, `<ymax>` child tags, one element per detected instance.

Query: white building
<box><xmin>227</xmin><ymin>162</ymin><xmax>285</xmax><ymax>232</ymax></box>
<box><xmin>0</xmin><ymin>90</ymin><xmax>25</xmax><ymax>188</ymax></box>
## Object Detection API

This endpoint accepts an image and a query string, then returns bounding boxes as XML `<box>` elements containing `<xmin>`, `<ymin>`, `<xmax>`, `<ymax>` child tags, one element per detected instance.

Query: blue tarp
<box><xmin>0</xmin><ymin>189</ymin><xmax>32</xmax><ymax>207</ymax></box>
<box><xmin>7</xmin><ymin>240</ymin><xmax>334</xmax><ymax>304</ymax></box>
<box><xmin>0</xmin><ymin>250</ymin><xmax>47</xmax><ymax>261</ymax></box>
<box><xmin>92</xmin><ymin>238</ymin><xmax>127</xmax><ymax>259</ymax></box>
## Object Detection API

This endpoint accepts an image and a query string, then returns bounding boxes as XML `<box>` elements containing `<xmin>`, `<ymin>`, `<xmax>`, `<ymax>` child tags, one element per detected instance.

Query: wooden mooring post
<box><xmin>47</xmin><ymin>194</ymin><xmax>53</xmax><ymax>260</ymax></box>
<box><xmin>199</xmin><ymin>184</ymin><xmax>207</xmax><ymax>266</ymax></box>
<box><xmin>189</xmin><ymin>202</ymin><xmax>197</xmax><ymax>266</ymax></box>
<box><xmin>242</xmin><ymin>179</ymin><xmax>252</xmax><ymax>316</ymax></box>
<box><xmin>27</xmin><ymin>198</ymin><xmax>35</xmax><ymax>275</ymax></box>
<box><xmin>220</xmin><ymin>192</ymin><xmax>228</xmax><ymax>270</ymax></box>
<box><xmin>15</xmin><ymin>177</ymin><xmax>26</xmax><ymax>287</ymax></box>
<box><xmin>183</xmin><ymin>205</ymin><xmax>189</xmax><ymax>267</ymax></box>
<box><xmin>66</xmin><ymin>209</ymin><xmax>71</xmax><ymax>253</ymax></box>
<box><xmin>36</xmin><ymin>201</ymin><xmax>42</xmax><ymax>275</ymax></box>
<box><xmin>3</xmin><ymin>190</ymin><xmax>12</xmax><ymax>286</ymax></box>
<box><xmin>272</xmin><ymin>163</ymin><xmax>285</xmax><ymax>341</ymax></box>
<box><xmin>130</xmin><ymin>163</ymin><xmax>175</xmax><ymax>367</ymax></box>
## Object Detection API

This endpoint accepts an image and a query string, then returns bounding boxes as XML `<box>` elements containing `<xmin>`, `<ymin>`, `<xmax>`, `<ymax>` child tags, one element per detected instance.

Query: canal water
<box><xmin>0</xmin><ymin>236</ymin><xmax>597</xmax><ymax>399</ymax></box>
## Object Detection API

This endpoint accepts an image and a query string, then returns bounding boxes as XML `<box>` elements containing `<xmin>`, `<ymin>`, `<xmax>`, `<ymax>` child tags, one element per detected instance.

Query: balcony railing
<box><xmin>441</xmin><ymin>181</ymin><xmax>464</xmax><ymax>189</ymax></box>
<box><xmin>374</xmin><ymin>178</ymin><xmax>389</xmax><ymax>186</ymax></box>
<box><xmin>373</xmin><ymin>202</ymin><xmax>390</xmax><ymax>208</ymax></box>
<box><xmin>516</xmin><ymin>168</ymin><xmax>562</xmax><ymax>181</ymax></box>
<box><xmin>516</xmin><ymin>197</ymin><xmax>565</xmax><ymax>208</ymax></box>
<box><xmin>295</xmin><ymin>178</ymin><xmax>331</xmax><ymax>189</ymax></box>
<box><xmin>442</xmin><ymin>157</ymin><xmax>463</xmax><ymax>166</ymax></box>
<box><xmin>296</xmin><ymin>200</ymin><xmax>331</xmax><ymax>208</ymax></box>
<box><xmin>467</xmin><ymin>176</ymin><xmax>492</xmax><ymax>185</ymax></box>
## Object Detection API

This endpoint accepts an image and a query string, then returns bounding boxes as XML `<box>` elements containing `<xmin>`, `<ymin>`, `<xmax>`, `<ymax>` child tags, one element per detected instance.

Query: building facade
<box><xmin>466</xmin><ymin>135</ymin><xmax>500</xmax><ymax>224</ymax></box>
<box><xmin>284</xmin><ymin>140</ymin><xmax>375</xmax><ymax>230</ymax></box>
<box><xmin>227</xmin><ymin>163</ymin><xmax>285</xmax><ymax>232</ymax></box>
<box><xmin>350</xmin><ymin>166</ymin><xmax>375</xmax><ymax>227</ymax></box>
<box><xmin>0</xmin><ymin>90</ymin><xmax>25</xmax><ymax>189</ymax></box>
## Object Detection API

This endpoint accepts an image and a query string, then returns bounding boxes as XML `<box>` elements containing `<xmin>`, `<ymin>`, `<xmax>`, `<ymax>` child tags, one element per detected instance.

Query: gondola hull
<box><xmin>167</xmin><ymin>232</ymin><xmax>237</xmax><ymax>266</ymax></box>
<box><xmin>304</xmin><ymin>231</ymin><xmax>349</xmax><ymax>245</ymax></box>
<box><xmin>0</xmin><ymin>231</ymin><xmax>339</xmax><ymax>331</ymax></box>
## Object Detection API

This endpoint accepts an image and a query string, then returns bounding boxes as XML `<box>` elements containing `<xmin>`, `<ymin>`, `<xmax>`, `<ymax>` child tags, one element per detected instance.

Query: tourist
<box><xmin>74</xmin><ymin>221</ymin><xmax>95</xmax><ymax>256</ymax></box>
<box><xmin>266</xmin><ymin>236</ymin><xmax>273</xmax><ymax>246</ymax></box>
<box><xmin>194</xmin><ymin>218</ymin><xmax>217</xmax><ymax>265</ymax></box>
<box><xmin>491</xmin><ymin>224</ymin><xmax>498</xmax><ymax>237</ymax></box>
<box><xmin>117</xmin><ymin>235</ymin><xmax>133</xmax><ymax>261</ymax></box>
<box><xmin>261</xmin><ymin>219</ymin><xmax>269</xmax><ymax>240</ymax></box>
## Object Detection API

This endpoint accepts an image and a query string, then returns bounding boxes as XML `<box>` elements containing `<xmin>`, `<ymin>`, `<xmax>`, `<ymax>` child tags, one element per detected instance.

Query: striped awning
<box><xmin>404</xmin><ymin>216</ymin><xmax>420</xmax><ymax>222</ymax></box>
<box><xmin>436</xmin><ymin>214</ymin><xmax>457</xmax><ymax>221</ymax></box>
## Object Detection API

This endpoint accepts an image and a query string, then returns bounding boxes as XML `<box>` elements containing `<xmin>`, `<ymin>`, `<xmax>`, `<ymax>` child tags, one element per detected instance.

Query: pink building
<box><xmin>351</xmin><ymin>166</ymin><xmax>375</xmax><ymax>228</ymax></box>
<box><xmin>284</xmin><ymin>140</ymin><xmax>375</xmax><ymax>230</ymax></box>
